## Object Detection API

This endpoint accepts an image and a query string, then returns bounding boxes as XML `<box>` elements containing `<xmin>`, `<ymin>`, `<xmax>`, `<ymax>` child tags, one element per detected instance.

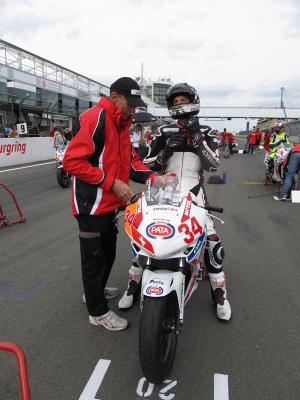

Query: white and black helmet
<box><xmin>273</xmin><ymin>119</ymin><xmax>285</xmax><ymax>133</ymax></box>
<box><xmin>166</xmin><ymin>83</ymin><xmax>200</xmax><ymax>119</ymax></box>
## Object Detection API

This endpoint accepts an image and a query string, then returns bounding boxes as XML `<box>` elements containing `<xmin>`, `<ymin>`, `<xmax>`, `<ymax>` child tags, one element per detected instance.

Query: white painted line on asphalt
<box><xmin>0</xmin><ymin>161</ymin><xmax>56</xmax><ymax>173</ymax></box>
<box><xmin>291</xmin><ymin>190</ymin><xmax>300</xmax><ymax>203</ymax></box>
<box><xmin>214</xmin><ymin>374</ymin><xmax>229</xmax><ymax>400</ymax></box>
<box><xmin>79</xmin><ymin>359</ymin><xmax>111</xmax><ymax>400</ymax></box>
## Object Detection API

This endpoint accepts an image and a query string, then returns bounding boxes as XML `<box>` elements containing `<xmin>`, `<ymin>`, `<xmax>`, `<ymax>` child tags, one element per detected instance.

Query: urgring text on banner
<box><xmin>0</xmin><ymin>141</ymin><xmax>26</xmax><ymax>156</ymax></box>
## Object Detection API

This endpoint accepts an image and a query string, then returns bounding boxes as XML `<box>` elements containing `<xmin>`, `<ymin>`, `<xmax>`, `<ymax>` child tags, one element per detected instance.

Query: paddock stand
<box><xmin>0</xmin><ymin>182</ymin><xmax>26</xmax><ymax>229</ymax></box>
<box><xmin>0</xmin><ymin>342</ymin><xmax>31</xmax><ymax>399</ymax></box>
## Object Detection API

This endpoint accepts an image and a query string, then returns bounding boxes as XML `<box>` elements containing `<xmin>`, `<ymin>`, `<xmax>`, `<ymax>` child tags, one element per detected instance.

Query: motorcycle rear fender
<box><xmin>142</xmin><ymin>269</ymin><xmax>185</xmax><ymax>321</ymax></box>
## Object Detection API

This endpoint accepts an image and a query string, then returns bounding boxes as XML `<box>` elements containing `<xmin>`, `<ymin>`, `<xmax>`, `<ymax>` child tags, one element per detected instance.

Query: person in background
<box><xmin>54</xmin><ymin>127</ymin><xmax>65</xmax><ymax>149</ymax></box>
<box><xmin>276</xmin><ymin>139</ymin><xmax>300</xmax><ymax>200</ymax></box>
<box><xmin>227</xmin><ymin>131</ymin><xmax>236</xmax><ymax>154</ymax></box>
<box><xmin>64</xmin><ymin>128</ymin><xmax>72</xmax><ymax>143</ymax></box>
<box><xmin>263</xmin><ymin>128</ymin><xmax>273</xmax><ymax>153</ymax></box>
<box><xmin>247</xmin><ymin>127</ymin><xmax>258</xmax><ymax>154</ymax></box>
<box><xmin>49</xmin><ymin>127</ymin><xmax>55</xmax><ymax>137</ymax></box>
<box><xmin>130</xmin><ymin>123</ymin><xmax>143</xmax><ymax>154</ymax></box>
<box><xmin>8</xmin><ymin>125</ymin><xmax>19</xmax><ymax>138</ymax></box>
<box><xmin>145</xmin><ymin>128</ymin><xmax>153</xmax><ymax>146</ymax></box>
<box><xmin>254</xmin><ymin>127</ymin><xmax>262</xmax><ymax>152</ymax></box>
<box><xmin>220</xmin><ymin>128</ymin><xmax>227</xmax><ymax>149</ymax></box>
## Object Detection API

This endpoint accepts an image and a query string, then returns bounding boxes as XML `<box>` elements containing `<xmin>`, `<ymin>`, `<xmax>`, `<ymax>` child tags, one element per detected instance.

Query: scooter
<box><xmin>123</xmin><ymin>178</ymin><xmax>224</xmax><ymax>383</ymax></box>
<box><xmin>55</xmin><ymin>145</ymin><xmax>71</xmax><ymax>188</ymax></box>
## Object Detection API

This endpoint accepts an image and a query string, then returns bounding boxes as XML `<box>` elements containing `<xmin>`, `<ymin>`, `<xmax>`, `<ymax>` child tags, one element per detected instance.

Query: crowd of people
<box><xmin>243</xmin><ymin>121</ymin><xmax>300</xmax><ymax>200</ymax></box>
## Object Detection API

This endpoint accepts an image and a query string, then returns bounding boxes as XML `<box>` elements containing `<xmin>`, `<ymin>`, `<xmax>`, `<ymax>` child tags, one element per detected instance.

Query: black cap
<box><xmin>110</xmin><ymin>77</ymin><xmax>146</xmax><ymax>107</ymax></box>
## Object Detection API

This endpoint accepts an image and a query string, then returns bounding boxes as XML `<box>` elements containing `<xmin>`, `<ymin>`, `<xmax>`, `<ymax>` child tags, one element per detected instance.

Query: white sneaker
<box><xmin>89</xmin><ymin>310</ymin><xmax>128</xmax><ymax>331</ymax></box>
<box><xmin>82</xmin><ymin>287</ymin><xmax>119</xmax><ymax>303</ymax></box>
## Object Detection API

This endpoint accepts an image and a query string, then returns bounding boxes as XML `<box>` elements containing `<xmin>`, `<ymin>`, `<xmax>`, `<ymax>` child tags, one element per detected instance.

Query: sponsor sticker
<box><xmin>146</xmin><ymin>222</ymin><xmax>175</xmax><ymax>239</ymax></box>
<box><xmin>150</xmin><ymin>279</ymin><xmax>165</xmax><ymax>286</ymax></box>
<box><xmin>146</xmin><ymin>286</ymin><xmax>163</xmax><ymax>295</ymax></box>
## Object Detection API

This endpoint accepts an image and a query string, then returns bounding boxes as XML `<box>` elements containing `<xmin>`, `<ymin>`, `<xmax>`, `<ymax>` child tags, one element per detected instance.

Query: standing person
<box><xmin>266</xmin><ymin>120</ymin><xmax>290</xmax><ymax>172</ymax></box>
<box><xmin>49</xmin><ymin>127</ymin><xmax>55</xmax><ymax>137</ymax></box>
<box><xmin>54</xmin><ymin>127</ymin><xmax>65</xmax><ymax>149</ymax></box>
<box><xmin>220</xmin><ymin>128</ymin><xmax>229</xmax><ymax>157</ymax></box>
<box><xmin>227</xmin><ymin>131</ymin><xmax>235</xmax><ymax>154</ymax></box>
<box><xmin>276</xmin><ymin>142</ymin><xmax>300</xmax><ymax>200</ymax></box>
<box><xmin>145</xmin><ymin>128</ymin><xmax>153</xmax><ymax>146</ymax></box>
<box><xmin>248</xmin><ymin>128</ymin><xmax>257</xmax><ymax>154</ymax></box>
<box><xmin>255</xmin><ymin>127</ymin><xmax>262</xmax><ymax>152</ymax></box>
<box><xmin>118</xmin><ymin>83</ymin><xmax>232</xmax><ymax>322</ymax></box>
<box><xmin>63</xmin><ymin>77</ymin><xmax>171</xmax><ymax>331</ymax></box>
<box><xmin>130</xmin><ymin>124</ymin><xmax>142</xmax><ymax>155</ymax></box>
<box><xmin>263</xmin><ymin>128</ymin><xmax>272</xmax><ymax>153</ymax></box>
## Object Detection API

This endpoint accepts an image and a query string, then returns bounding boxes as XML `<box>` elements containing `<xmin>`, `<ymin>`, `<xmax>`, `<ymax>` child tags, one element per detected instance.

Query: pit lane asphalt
<box><xmin>0</xmin><ymin>149</ymin><xmax>299</xmax><ymax>400</ymax></box>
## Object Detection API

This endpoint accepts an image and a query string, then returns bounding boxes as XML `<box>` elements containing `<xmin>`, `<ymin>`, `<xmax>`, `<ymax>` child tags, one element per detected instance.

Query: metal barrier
<box><xmin>0</xmin><ymin>342</ymin><xmax>31</xmax><ymax>399</ymax></box>
<box><xmin>0</xmin><ymin>183</ymin><xmax>26</xmax><ymax>229</ymax></box>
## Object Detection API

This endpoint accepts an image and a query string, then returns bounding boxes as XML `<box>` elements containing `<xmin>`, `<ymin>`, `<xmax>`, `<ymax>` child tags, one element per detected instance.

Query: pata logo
<box><xmin>146</xmin><ymin>223</ymin><xmax>175</xmax><ymax>239</ymax></box>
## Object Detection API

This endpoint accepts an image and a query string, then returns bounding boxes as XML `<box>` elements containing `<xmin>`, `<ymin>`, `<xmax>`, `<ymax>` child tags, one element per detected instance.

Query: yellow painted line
<box><xmin>243</xmin><ymin>182</ymin><xmax>265</xmax><ymax>184</ymax></box>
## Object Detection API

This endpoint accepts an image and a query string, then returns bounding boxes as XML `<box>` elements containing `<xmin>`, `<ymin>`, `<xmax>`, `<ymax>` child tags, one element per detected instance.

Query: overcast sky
<box><xmin>1</xmin><ymin>0</ymin><xmax>299</xmax><ymax>130</ymax></box>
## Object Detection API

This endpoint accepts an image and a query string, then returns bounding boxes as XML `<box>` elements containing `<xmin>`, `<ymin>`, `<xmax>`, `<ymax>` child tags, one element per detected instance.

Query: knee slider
<box><xmin>205</xmin><ymin>237</ymin><xmax>225</xmax><ymax>271</ymax></box>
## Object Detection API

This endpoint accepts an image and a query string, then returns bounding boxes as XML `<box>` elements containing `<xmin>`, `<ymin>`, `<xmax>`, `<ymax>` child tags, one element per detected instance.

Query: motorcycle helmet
<box><xmin>273</xmin><ymin>120</ymin><xmax>285</xmax><ymax>133</ymax></box>
<box><xmin>166</xmin><ymin>83</ymin><xmax>200</xmax><ymax>119</ymax></box>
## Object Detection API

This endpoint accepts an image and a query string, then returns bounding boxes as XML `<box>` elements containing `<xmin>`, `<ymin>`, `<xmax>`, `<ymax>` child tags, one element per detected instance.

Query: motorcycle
<box><xmin>55</xmin><ymin>145</ymin><xmax>71</xmax><ymax>188</ymax></box>
<box><xmin>123</xmin><ymin>177</ymin><xmax>224</xmax><ymax>383</ymax></box>
<box><xmin>264</xmin><ymin>144</ymin><xmax>293</xmax><ymax>185</ymax></box>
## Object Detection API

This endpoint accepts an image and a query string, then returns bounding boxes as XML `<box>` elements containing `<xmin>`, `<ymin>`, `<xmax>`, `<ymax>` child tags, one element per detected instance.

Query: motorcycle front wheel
<box><xmin>57</xmin><ymin>168</ymin><xmax>71</xmax><ymax>188</ymax></box>
<box><xmin>139</xmin><ymin>293</ymin><xmax>179</xmax><ymax>384</ymax></box>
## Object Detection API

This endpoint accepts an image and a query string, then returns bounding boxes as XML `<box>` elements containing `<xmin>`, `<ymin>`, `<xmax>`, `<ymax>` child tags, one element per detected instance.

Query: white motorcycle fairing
<box><xmin>124</xmin><ymin>187</ymin><xmax>210</xmax><ymax>324</ymax></box>
<box><xmin>142</xmin><ymin>269</ymin><xmax>185</xmax><ymax>321</ymax></box>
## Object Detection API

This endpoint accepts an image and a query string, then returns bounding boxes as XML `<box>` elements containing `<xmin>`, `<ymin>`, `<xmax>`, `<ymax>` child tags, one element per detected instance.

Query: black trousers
<box><xmin>76</xmin><ymin>212</ymin><xmax>118</xmax><ymax>317</ymax></box>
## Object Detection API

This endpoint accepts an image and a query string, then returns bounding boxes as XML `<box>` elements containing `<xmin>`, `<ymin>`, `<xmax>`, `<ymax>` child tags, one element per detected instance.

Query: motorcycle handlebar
<box><xmin>205</xmin><ymin>206</ymin><xmax>224</xmax><ymax>213</ymax></box>
<box><xmin>118</xmin><ymin>193</ymin><xmax>224</xmax><ymax>214</ymax></box>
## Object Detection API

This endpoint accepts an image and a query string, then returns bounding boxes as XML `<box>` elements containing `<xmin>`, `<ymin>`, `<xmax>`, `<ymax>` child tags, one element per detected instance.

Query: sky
<box><xmin>1</xmin><ymin>0</ymin><xmax>300</xmax><ymax>131</ymax></box>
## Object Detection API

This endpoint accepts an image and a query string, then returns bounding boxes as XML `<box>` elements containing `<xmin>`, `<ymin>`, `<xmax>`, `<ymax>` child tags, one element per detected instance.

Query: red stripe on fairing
<box><xmin>181</xmin><ymin>192</ymin><xmax>192</xmax><ymax>223</ymax></box>
<box><xmin>131</xmin><ymin>225</ymin><xmax>154</xmax><ymax>254</ymax></box>
<box><xmin>133</xmin><ymin>198</ymin><xmax>143</xmax><ymax>228</ymax></box>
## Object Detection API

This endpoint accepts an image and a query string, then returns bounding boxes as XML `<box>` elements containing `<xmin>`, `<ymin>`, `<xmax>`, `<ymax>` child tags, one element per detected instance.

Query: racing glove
<box><xmin>184</xmin><ymin>117</ymin><xmax>205</xmax><ymax>148</ymax></box>
<box><xmin>157</xmin><ymin>133</ymin><xmax>184</xmax><ymax>165</ymax></box>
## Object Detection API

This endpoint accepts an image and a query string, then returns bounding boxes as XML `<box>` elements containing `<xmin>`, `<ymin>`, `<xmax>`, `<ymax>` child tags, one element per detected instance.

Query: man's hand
<box><xmin>157</xmin><ymin>133</ymin><xmax>184</xmax><ymax>164</ymax></box>
<box><xmin>112</xmin><ymin>179</ymin><xmax>134</xmax><ymax>202</ymax></box>
<box><xmin>153</xmin><ymin>172</ymin><xmax>179</xmax><ymax>188</ymax></box>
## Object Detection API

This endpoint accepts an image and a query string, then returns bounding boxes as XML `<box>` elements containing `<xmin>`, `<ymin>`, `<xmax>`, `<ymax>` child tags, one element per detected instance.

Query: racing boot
<box><xmin>118</xmin><ymin>263</ymin><xmax>142</xmax><ymax>310</ymax></box>
<box><xmin>209</xmin><ymin>271</ymin><xmax>232</xmax><ymax>322</ymax></box>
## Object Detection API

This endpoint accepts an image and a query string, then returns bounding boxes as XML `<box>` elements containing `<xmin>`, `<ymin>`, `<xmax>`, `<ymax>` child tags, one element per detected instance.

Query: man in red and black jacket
<box><xmin>63</xmin><ymin>77</ymin><xmax>167</xmax><ymax>331</ymax></box>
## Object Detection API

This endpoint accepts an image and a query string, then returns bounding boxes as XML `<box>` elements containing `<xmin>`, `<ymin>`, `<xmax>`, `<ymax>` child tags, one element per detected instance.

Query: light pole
<box><xmin>280</xmin><ymin>87</ymin><xmax>285</xmax><ymax>109</ymax></box>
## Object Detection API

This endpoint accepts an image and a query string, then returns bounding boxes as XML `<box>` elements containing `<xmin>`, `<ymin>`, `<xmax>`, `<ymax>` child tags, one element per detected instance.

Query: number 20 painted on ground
<box><xmin>178</xmin><ymin>216</ymin><xmax>202</xmax><ymax>244</ymax></box>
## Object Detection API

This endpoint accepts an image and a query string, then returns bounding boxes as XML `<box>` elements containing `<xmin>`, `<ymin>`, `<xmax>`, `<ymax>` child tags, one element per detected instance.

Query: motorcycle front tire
<box><xmin>57</xmin><ymin>168</ymin><xmax>71</xmax><ymax>188</ymax></box>
<box><xmin>139</xmin><ymin>293</ymin><xmax>179</xmax><ymax>384</ymax></box>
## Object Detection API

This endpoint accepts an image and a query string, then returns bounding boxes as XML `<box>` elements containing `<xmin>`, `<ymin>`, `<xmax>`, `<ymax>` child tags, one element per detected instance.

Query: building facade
<box><xmin>145</xmin><ymin>78</ymin><xmax>173</xmax><ymax>107</ymax></box>
<box><xmin>0</xmin><ymin>39</ymin><xmax>110</xmax><ymax>134</ymax></box>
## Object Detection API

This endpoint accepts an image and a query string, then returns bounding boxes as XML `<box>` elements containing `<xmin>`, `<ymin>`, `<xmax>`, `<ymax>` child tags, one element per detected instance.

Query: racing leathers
<box><xmin>268</xmin><ymin>130</ymin><xmax>290</xmax><ymax>158</ymax></box>
<box><xmin>265</xmin><ymin>129</ymin><xmax>290</xmax><ymax>174</ymax></box>
<box><xmin>118</xmin><ymin>117</ymin><xmax>232</xmax><ymax>321</ymax></box>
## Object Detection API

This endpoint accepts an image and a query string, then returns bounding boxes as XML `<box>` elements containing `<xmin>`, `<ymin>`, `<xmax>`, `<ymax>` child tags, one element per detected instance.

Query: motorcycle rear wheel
<box><xmin>139</xmin><ymin>293</ymin><xmax>179</xmax><ymax>384</ymax></box>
